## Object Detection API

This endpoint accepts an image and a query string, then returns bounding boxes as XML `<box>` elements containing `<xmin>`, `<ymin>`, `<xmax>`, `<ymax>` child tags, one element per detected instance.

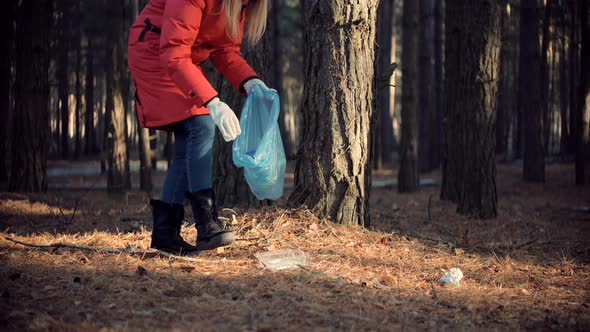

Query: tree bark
<box><xmin>289</xmin><ymin>0</ymin><xmax>378</xmax><ymax>226</ymax></box>
<box><xmin>58</xmin><ymin>5</ymin><xmax>70</xmax><ymax>160</ymax></box>
<box><xmin>105</xmin><ymin>2</ymin><xmax>131</xmax><ymax>193</ymax></box>
<box><xmin>418</xmin><ymin>0</ymin><xmax>436</xmax><ymax>172</ymax></box>
<box><xmin>399</xmin><ymin>0</ymin><xmax>420</xmax><ymax>192</ymax></box>
<box><xmin>271</xmin><ymin>0</ymin><xmax>293</xmax><ymax>158</ymax></box>
<box><xmin>433</xmin><ymin>0</ymin><xmax>444</xmax><ymax>167</ymax></box>
<box><xmin>496</xmin><ymin>3</ymin><xmax>509</xmax><ymax>155</ymax></box>
<box><xmin>441</xmin><ymin>0</ymin><xmax>500</xmax><ymax>218</ymax></box>
<box><xmin>568</xmin><ymin>0</ymin><xmax>580</xmax><ymax>155</ymax></box>
<box><xmin>130</xmin><ymin>0</ymin><xmax>153</xmax><ymax>191</ymax></box>
<box><xmin>0</xmin><ymin>0</ymin><xmax>16</xmax><ymax>184</ymax></box>
<box><xmin>558</xmin><ymin>2</ymin><xmax>569</xmax><ymax>159</ymax></box>
<box><xmin>520</xmin><ymin>0</ymin><xmax>545</xmax><ymax>182</ymax></box>
<box><xmin>74</xmin><ymin>4</ymin><xmax>84</xmax><ymax>159</ymax></box>
<box><xmin>85</xmin><ymin>39</ymin><xmax>96</xmax><ymax>154</ymax></box>
<box><xmin>374</xmin><ymin>0</ymin><xmax>396</xmax><ymax>169</ymax></box>
<box><xmin>9</xmin><ymin>0</ymin><xmax>52</xmax><ymax>192</ymax></box>
<box><xmin>541</xmin><ymin>1</ymin><xmax>553</xmax><ymax>155</ymax></box>
<box><xmin>576</xmin><ymin>0</ymin><xmax>590</xmax><ymax>184</ymax></box>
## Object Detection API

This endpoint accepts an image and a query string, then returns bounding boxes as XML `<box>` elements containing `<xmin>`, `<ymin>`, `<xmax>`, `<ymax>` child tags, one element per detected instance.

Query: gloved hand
<box><xmin>206</xmin><ymin>97</ymin><xmax>241</xmax><ymax>142</ymax></box>
<box><xmin>243</xmin><ymin>78</ymin><xmax>276</xmax><ymax>95</ymax></box>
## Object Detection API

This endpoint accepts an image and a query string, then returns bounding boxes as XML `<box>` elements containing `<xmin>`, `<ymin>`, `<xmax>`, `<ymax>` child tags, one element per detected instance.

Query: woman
<box><xmin>128</xmin><ymin>0</ymin><xmax>271</xmax><ymax>253</ymax></box>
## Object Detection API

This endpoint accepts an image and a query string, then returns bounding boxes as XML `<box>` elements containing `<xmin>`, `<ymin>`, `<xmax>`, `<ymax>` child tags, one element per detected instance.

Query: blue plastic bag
<box><xmin>232</xmin><ymin>85</ymin><xmax>286</xmax><ymax>200</ymax></box>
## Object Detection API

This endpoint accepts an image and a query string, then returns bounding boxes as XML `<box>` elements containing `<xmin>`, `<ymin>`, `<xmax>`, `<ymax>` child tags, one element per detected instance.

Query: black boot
<box><xmin>186</xmin><ymin>189</ymin><xmax>235</xmax><ymax>251</ymax></box>
<box><xmin>150</xmin><ymin>199</ymin><xmax>197</xmax><ymax>254</ymax></box>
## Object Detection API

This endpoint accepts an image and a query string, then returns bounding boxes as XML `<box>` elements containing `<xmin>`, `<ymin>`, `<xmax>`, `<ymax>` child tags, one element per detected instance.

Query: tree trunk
<box><xmin>399</xmin><ymin>0</ymin><xmax>420</xmax><ymax>192</ymax></box>
<box><xmin>497</xmin><ymin>3</ymin><xmax>509</xmax><ymax>155</ymax></box>
<box><xmin>9</xmin><ymin>0</ymin><xmax>52</xmax><ymax>192</ymax></box>
<box><xmin>418</xmin><ymin>0</ymin><xmax>436</xmax><ymax>172</ymax></box>
<box><xmin>549</xmin><ymin>23</ymin><xmax>559</xmax><ymax>154</ymax></box>
<box><xmin>271</xmin><ymin>0</ymin><xmax>292</xmax><ymax>159</ymax></box>
<box><xmin>375</xmin><ymin>0</ymin><xmax>396</xmax><ymax>169</ymax></box>
<box><xmin>74</xmin><ymin>21</ymin><xmax>84</xmax><ymax>159</ymax></box>
<box><xmin>211</xmin><ymin>17</ymin><xmax>274</xmax><ymax>208</ymax></box>
<box><xmin>541</xmin><ymin>1</ymin><xmax>552</xmax><ymax>155</ymax></box>
<box><xmin>576</xmin><ymin>0</ymin><xmax>590</xmax><ymax>184</ymax></box>
<box><xmin>441</xmin><ymin>0</ymin><xmax>500</xmax><ymax>219</ymax></box>
<box><xmin>433</xmin><ymin>0</ymin><xmax>444</xmax><ymax>167</ymax></box>
<box><xmin>138</xmin><ymin>125</ymin><xmax>153</xmax><ymax>191</ymax></box>
<box><xmin>106</xmin><ymin>2</ymin><xmax>131</xmax><ymax>193</ymax></box>
<box><xmin>129</xmin><ymin>0</ymin><xmax>152</xmax><ymax>191</ymax></box>
<box><xmin>288</xmin><ymin>0</ymin><xmax>378</xmax><ymax>226</ymax></box>
<box><xmin>520</xmin><ymin>0</ymin><xmax>545</xmax><ymax>182</ymax></box>
<box><xmin>559</xmin><ymin>2</ymin><xmax>569</xmax><ymax>159</ymax></box>
<box><xmin>164</xmin><ymin>132</ymin><xmax>173</xmax><ymax>167</ymax></box>
<box><xmin>0</xmin><ymin>0</ymin><xmax>16</xmax><ymax>184</ymax></box>
<box><xmin>150</xmin><ymin>129</ymin><xmax>158</xmax><ymax>169</ymax></box>
<box><xmin>85</xmin><ymin>39</ymin><xmax>96</xmax><ymax>154</ymax></box>
<box><xmin>569</xmin><ymin>0</ymin><xmax>580</xmax><ymax>155</ymax></box>
<box><xmin>58</xmin><ymin>7</ymin><xmax>69</xmax><ymax>160</ymax></box>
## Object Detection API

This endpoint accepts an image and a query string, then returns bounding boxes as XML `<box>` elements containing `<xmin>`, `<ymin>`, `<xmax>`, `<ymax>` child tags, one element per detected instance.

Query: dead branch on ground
<box><xmin>3</xmin><ymin>236</ymin><xmax>229</xmax><ymax>264</ymax></box>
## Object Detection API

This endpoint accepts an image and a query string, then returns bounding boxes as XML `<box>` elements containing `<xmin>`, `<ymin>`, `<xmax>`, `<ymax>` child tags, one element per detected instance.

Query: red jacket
<box><xmin>128</xmin><ymin>0</ymin><xmax>257</xmax><ymax>129</ymax></box>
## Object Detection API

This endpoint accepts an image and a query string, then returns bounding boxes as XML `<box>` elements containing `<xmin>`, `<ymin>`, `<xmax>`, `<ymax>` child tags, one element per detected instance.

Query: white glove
<box><xmin>244</xmin><ymin>78</ymin><xmax>276</xmax><ymax>94</ymax></box>
<box><xmin>206</xmin><ymin>97</ymin><xmax>241</xmax><ymax>142</ymax></box>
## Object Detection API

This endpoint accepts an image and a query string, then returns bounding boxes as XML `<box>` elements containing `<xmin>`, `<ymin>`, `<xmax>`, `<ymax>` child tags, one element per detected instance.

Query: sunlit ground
<box><xmin>0</xmin><ymin>163</ymin><xmax>589</xmax><ymax>330</ymax></box>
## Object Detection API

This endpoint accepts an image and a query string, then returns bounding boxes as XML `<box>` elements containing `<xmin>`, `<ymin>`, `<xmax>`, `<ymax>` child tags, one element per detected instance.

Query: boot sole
<box><xmin>150</xmin><ymin>243</ymin><xmax>199</xmax><ymax>255</ymax></box>
<box><xmin>196</xmin><ymin>232</ymin><xmax>235</xmax><ymax>251</ymax></box>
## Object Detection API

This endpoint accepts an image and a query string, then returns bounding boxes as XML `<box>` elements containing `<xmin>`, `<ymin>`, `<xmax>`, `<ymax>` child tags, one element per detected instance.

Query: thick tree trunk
<box><xmin>289</xmin><ymin>0</ymin><xmax>378</xmax><ymax>226</ymax></box>
<box><xmin>399</xmin><ymin>0</ymin><xmax>420</xmax><ymax>192</ymax></box>
<box><xmin>520</xmin><ymin>0</ymin><xmax>545</xmax><ymax>182</ymax></box>
<box><xmin>375</xmin><ymin>0</ymin><xmax>396</xmax><ymax>168</ymax></box>
<box><xmin>576</xmin><ymin>0</ymin><xmax>590</xmax><ymax>184</ymax></box>
<box><xmin>9</xmin><ymin>0</ymin><xmax>52</xmax><ymax>192</ymax></box>
<box><xmin>106</xmin><ymin>3</ymin><xmax>131</xmax><ymax>193</ymax></box>
<box><xmin>0</xmin><ymin>0</ymin><xmax>16</xmax><ymax>184</ymax></box>
<box><xmin>418</xmin><ymin>0</ymin><xmax>436</xmax><ymax>172</ymax></box>
<box><xmin>441</xmin><ymin>0</ymin><xmax>500</xmax><ymax>218</ymax></box>
<box><xmin>433</xmin><ymin>0</ymin><xmax>443</xmax><ymax>167</ymax></box>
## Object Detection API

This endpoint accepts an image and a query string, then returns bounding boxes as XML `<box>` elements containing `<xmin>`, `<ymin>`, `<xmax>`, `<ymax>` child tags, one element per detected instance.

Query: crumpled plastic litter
<box><xmin>439</xmin><ymin>267</ymin><xmax>464</xmax><ymax>286</ymax></box>
<box><xmin>255</xmin><ymin>249</ymin><xmax>308</xmax><ymax>271</ymax></box>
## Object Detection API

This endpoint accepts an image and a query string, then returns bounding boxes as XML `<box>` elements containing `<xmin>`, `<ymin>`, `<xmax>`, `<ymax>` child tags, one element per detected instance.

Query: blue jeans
<box><xmin>161</xmin><ymin>115</ymin><xmax>215</xmax><ymax>205</ymax></box>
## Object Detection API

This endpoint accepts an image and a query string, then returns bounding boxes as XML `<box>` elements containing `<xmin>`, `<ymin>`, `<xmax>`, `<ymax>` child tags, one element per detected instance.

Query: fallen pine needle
<box><xmin>3</xmin><ymin>236</ymin><xmax>229</xmax><ymax>264</ymax></box>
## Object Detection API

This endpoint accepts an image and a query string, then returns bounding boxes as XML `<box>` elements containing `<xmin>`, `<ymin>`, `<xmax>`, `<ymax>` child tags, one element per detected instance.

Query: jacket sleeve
<box><xmin>210</xmin><ymin>43</ymin><xmax>259</xmax><ymax>94</ymax></box>
<box><xmin>159</xmin><ymin>0</ymin><xmax>217</xmax><ymax>107</ymax></box>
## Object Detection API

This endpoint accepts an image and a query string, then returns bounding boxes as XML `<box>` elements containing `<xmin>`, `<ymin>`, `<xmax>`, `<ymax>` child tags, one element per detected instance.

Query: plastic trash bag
<box><xmin>232</xmin><ymin>85</ymin><xmax>286</xmax><ymax>200</ymax></box>
<box><xmin>439</xmin><ymin>267</ymin><xmax>464</xmax><ymax>287</ymax></box>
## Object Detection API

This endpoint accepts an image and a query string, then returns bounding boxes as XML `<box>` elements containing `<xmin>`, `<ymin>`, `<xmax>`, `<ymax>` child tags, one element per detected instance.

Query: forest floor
<box><xmin>0</xmin><ymin>162</ymin><xmax>589</xmax><ymax>331</ymax></box>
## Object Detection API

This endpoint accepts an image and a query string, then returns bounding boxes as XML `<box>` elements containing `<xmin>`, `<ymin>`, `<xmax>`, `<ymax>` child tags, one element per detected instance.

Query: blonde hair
<box><xmin>222</xmin><ymin>0</ymin><xmax>269</xmax><ymax>46</ymax></box>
